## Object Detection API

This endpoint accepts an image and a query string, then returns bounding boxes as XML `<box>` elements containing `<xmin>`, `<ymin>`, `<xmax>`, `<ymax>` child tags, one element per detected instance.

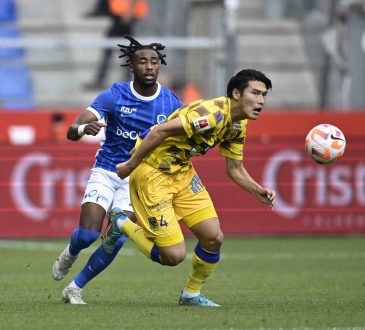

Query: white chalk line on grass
<box><xmin>0</xmin><ymin>240</ymin><xmax>365</xmax><ymax>260</ymax></box>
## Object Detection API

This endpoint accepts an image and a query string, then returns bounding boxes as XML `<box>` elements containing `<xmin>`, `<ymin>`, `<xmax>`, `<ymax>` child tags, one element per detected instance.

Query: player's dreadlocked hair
<box><xmin>118</xmin><ymin>34</ymin><xmax>167</xmax><ymax>66</ymax></box>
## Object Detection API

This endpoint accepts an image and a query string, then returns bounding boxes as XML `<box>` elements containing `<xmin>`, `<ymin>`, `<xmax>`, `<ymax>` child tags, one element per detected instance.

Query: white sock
<box><xmin>68</xmin><ymin>280</ymin><xmax>81</xmax><ymax>290</ymax></box>
<box><xmin>117</xmin><ymin>218</ymin><xmax>127</xmax><ymax>231</ymax></box>
<box><xmin>182</xmin><ymin>290</ymin><xmax>199</xmax><ymax>298</ymax></box>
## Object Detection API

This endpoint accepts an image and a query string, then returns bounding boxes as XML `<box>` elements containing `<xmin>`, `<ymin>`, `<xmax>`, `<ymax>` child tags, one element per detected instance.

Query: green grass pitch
<box><xmin>0</xmin><ymin>237</ymin><xmax>364</xmax><ymax>330</ymax></box>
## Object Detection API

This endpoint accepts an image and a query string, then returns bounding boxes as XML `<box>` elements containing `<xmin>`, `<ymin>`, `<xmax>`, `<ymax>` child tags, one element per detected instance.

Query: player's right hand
<box><xmin>256</xmin><ymin>188</ymin><xmax>276</xmax><ymax>210</ymax></box>
<box><xmin>116</xmin><ymin>161</ymin><xmax>135</xmax><ymax>180</ymax></box>
<box><xmin>84</xmin><ymin>121</ymin><xmax>106</xmax><ymax>136</ymax></box>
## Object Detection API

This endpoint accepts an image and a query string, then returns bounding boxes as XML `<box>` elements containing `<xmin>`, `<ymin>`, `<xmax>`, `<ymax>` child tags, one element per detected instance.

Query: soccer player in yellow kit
<box><xmin>103</xmin><ymin>69</ymin><xmax>277</xmax><ymax>306</ymax></box>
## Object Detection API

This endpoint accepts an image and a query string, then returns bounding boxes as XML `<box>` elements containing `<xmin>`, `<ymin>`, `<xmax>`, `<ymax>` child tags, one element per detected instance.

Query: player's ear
<box><xmin>232</xmin><ymin>88</ymin><xmax>240</xmax><ymax>101</ymax></box>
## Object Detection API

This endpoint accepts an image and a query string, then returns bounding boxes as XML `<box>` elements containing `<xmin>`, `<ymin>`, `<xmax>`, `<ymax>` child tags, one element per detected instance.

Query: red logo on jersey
<box><xmin>198</xmin><ymin>119</ymin><xmax>209</xmax><ymax>128</ymax></box>
<box><xmin>193</xmin><ymin>116</ymin><xmax>210</xmax><ymax>131</ymax></box>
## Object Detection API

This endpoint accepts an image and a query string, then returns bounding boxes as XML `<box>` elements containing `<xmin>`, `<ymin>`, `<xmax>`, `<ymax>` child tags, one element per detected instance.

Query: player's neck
<box><xmin>133</xmin><ymin>82</ymin><xmax>158</xmax><ymax>97</ymax></box>
<box><xmin>229</xmin><ymin>99</ymin><xmax>247</xmax><ymax>121</ymax></box>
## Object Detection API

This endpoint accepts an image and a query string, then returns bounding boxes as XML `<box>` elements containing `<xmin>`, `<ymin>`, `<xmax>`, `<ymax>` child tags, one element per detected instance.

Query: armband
<box><xmin>77</xmin><ymin>124</ymin><xmax>87</xmax><ymax>136</ymax></box>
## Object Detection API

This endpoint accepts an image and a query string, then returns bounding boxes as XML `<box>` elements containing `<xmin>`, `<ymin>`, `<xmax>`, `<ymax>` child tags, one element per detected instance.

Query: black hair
<box><xmin>118</xmin><ymin>34</ymin><xmax>167</xmax><ymax>66</ymax></box>
<box><xmin>226</xmin><ymin>69</ymin><xmax>272</xmax><ymax>97</ymax></box>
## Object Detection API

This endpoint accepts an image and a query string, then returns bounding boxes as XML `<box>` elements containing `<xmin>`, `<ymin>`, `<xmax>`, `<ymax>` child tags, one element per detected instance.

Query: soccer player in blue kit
<box><xmin>51</xmin><ymin>35</ymin><xmax>182</xmax><ymax>304</ymax></box>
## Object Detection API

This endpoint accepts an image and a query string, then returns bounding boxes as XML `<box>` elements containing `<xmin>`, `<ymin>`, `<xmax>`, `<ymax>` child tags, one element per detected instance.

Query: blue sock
<box><xmin>150</xmin><ymin>244</ymin><xmax>161</xmax><ymax>264</ymax></box>
<box><xmin>74</xmin><ymin>235</ymin><xmax>127</xmax><ymax>288</ymax></box>
<box><xmin>69</xmin><ymin>226</ymin><xmax>100</xmax><ymax>256</ymax></box>
<box><xmin>194</xmin><ymin>242</ymin><xmax>220</xmax><ymax>263</ymax></box>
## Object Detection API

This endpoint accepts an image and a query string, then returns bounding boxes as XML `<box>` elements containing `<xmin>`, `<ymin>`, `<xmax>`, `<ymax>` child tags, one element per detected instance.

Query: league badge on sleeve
<box><xmin>193</xmin><ymin>116</ymin><xmax>211</xmax><ymax>132</ymax></box>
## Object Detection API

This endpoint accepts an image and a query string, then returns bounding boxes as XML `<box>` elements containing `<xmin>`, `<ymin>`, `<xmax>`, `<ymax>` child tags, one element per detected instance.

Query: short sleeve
<box><xmin>88</xmin><ymin>86</ymin><xmax>117</xmax><ymax>119</ymax></box>
<box><xmin>173</xmin><ymin>96</ymin><xmax>183</xmax><ymax>111</ymax></box>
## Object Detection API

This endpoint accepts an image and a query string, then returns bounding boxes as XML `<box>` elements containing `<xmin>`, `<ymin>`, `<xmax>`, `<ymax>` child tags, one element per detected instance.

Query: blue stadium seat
<box><xmin>0</xmin><ymin>66</ymin><xmax>34</xmax><ymax>109</ymax></box>
<box><xmin>0</xmin><ymin>25</ymin><xmax>25</xmax><ymax>58</ymax></box>
<box><xmin>0</xmin><ymin>0</ymin><xmax>34</xmax><ymax>109</ymax></box>
<box><xmin>0</xmin><ymin>0</ymin><xmax>17</xmax><ymax>21</ymax></box>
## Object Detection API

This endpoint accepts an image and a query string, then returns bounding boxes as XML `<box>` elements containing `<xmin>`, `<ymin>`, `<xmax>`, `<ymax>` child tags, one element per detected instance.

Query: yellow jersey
<box><xmin>135</xmin><ymin>96</ymin><xmax>247</xmax><ymax>173</ymax></box>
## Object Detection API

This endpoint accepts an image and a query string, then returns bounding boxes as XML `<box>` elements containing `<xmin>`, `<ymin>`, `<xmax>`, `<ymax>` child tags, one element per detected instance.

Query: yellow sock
<box><xmin>122</xmin><ymin>220</ymin><xmax>155</xmax><ymax>260</ymax></box>
<box><xmin>184</xmin><ymin>253</ymin><xmax>218</xmax><ymax>294</ymax></box>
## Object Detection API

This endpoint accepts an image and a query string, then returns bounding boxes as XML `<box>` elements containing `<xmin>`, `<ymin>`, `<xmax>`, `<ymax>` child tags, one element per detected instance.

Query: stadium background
<box><xmin>1</xmin><ymin>0</ymin><xmax>365</xmax><ymax>238</ymax></box>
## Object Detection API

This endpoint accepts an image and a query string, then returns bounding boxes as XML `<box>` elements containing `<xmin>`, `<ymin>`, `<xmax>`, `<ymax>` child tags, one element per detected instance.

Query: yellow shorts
<box><xmin>129</xmin><ymin>161</ymin><xmax>217</xmax><ymax>247</ymax></box>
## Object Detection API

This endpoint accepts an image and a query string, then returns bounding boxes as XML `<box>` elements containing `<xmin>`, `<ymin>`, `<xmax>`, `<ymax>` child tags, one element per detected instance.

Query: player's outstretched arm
<box><xmin>225</xmin><ymin>157</ymin><xmax>276</xmax><ymax>209</ymax></box>
<box><xmin>67</xmin><ymin>110</ymin><xmax>106</xmax><ymax>141</ymax></box>
<box><xmin>116</xmin><ymin>117</ymin><xmax>185</xmax><ymax>179</ymax></box>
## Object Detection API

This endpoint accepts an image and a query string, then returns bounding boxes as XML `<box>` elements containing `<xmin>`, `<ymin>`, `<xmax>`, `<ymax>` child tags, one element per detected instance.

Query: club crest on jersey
<box><xmin>120</xmin><ymin>106</ymin><xmax>137</xmax><ymax>117</ymax></box>
<box><xmin>193</xmin><ymin>116</ymin><xmax>210</xmax><ymax>132</ymax></box>
<box><xmin>157</xmin><ymin>115</ymin><xmax>166</xmax><ymax>124</ymax></box>
<box><xmin>148</xmin><ymin>217</ymin><xmax>159</xmax><ymax>231</ymax></box>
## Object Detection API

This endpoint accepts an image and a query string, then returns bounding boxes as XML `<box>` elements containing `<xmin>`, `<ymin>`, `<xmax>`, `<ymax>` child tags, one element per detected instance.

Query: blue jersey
<box><xmin>87</xmin><ymin>81</ymin><xmax>182</xmax><ymax>172</ymax></box>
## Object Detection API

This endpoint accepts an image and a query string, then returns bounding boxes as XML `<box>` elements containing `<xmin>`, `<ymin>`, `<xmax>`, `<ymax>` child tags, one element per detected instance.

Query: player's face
<box><xmin>236</xmin><ymin>81</ymin><xmax>268</xmax><ymax>120</ymax></box>
<box><xmin>131</xmin><ymin>49</ymin><xmax>160</xmax><ymax>88</ymax></box>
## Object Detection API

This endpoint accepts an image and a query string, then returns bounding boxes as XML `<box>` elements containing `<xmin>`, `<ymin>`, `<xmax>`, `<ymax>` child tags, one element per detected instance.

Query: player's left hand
<box><xmin>256</xmin><ymin>188</ymin><xmax>276</xmax><ymax>210</ymax></box>
<box><xmin>116</xmin><ymin>161</ymin><xmax>134</xmax><ymax>180</ymax></box>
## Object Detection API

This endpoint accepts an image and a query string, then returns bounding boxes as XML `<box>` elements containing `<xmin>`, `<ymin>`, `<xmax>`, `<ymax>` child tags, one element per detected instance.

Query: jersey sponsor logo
<box><xmin>116</xmin><ymin>127</ymin><xmax>140</xmax><ymax>140</ymax></box>
<box><xmin>84</xmin><ymin>189</ymin><xmax>109</xmax><ymax>204</ymax></box>
<box><xmin>193</xmin><ymin>116</ymin><xmax>210</xmax><ymax>132</ymax></box>
<box><xmin>190</xmin><ymin>174</ymin><xmax>205</xmax><ymax>193</ymax></box>
<box><xmin>86</xmin><ymin>189</ymin><xmax>97</xmax><ymax>198</ymax></box>
<box><xmin>96</xmin><ymin>194</ymin><xmax>108</xmax><ymax>203</ymax></box>
<box><xmin>147</xmin><ymin>198</ymin><xmax>172</xmax><ymax>211</ymax></box>
<box><xmin>120</xmin><ymin>105</ymin><xmax>137</xmax><ymax>117</ymax></box>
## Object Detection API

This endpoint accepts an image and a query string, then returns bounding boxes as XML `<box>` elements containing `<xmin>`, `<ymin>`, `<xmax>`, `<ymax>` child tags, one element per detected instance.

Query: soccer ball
<box><xmin>305</xmin><ymin>124</ymin><xmax>346</xmax><ymax>164</ymax></box>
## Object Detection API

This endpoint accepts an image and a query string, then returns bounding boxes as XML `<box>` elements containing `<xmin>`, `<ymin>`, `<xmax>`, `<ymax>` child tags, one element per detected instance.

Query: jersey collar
<box><xmin>130</xmin><ymin>81</ymin><xmax>161</xmax><ymax>101</ymax></box>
